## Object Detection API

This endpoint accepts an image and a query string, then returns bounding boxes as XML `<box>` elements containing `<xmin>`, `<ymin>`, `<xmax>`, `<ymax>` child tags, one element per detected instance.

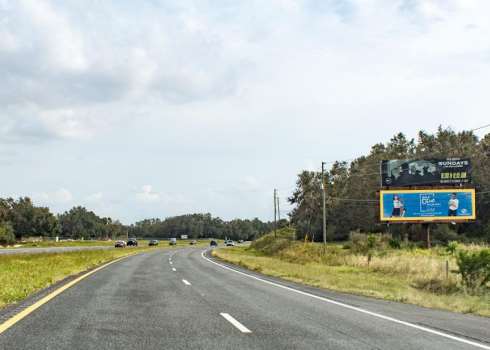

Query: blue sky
<box><xmin>1</xmin><ymin>0</ymin><xmax>489</xmax><ymax>223</ymax></box>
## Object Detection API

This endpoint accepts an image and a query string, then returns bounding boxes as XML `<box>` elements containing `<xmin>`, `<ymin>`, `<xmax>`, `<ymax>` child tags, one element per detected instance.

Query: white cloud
<box><xmin>33</xmin><ymin>188</ymin><xmax>73</xmax><ymax>205</ymax></box>
<box><xmin>2</xmin><ymin>0</ymin><xmax>490</xmax><ymax>222</ymax></box>
<box><xmin>85</xmin><ymin>192</ymin><xmax>103</xmax><ymax>203</ymax></box>
<box><xmin>136</xmin><ymin>185</ymin><xmax>160</xmax><ymax>203</ymax></box>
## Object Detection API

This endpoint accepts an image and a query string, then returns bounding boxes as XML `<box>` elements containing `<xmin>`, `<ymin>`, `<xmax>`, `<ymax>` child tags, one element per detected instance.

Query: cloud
<box><xmin>85</xmin><ymin>192</ymin><xmax>103</xmax><ymax>203</ymax></box>
<box><xmin>33</xmin><ymin>188</ymin><xmax>73</xmax><ymax>205</ymax></box>
<box><xmin>136</xmin><ymin>185</ymin><xmax>160</xmax><ymax>203</ymax></box>
<box><xmin>2</xmin><ymin>0</ymin><xmax>490</xmax><ymax>222</ymax></box>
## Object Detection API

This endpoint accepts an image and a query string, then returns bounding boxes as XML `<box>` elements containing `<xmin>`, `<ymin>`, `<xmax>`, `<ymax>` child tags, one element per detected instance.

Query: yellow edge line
<box><xmin>0</xmin><ymin>252</ymin><xmax>138</xmax><ymax>335</ymax></box>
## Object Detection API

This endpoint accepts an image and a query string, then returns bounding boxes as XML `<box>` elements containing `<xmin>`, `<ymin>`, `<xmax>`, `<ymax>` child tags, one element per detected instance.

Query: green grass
<box><xmin>0</xmin><ymin>246</ymin><xmax>172</xmax><ymax>309</ymax></box>
<box><xmin>213</xmin><ymin>244</ymin><xmax>490</xmax><ymax>317</ymax></box>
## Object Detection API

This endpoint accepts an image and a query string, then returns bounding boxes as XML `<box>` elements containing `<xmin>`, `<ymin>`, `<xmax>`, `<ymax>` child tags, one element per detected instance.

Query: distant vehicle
<box><xmin>190</xmin><ymin>240</ymin><xmax>197</xmax><ymax>245</ymax></box>
<box><xmin>115</xmin><ymin>240</ymin><xmax>126</xmax><ymax>248</ymax></box>
<box><xmin>226</xmin><ymin>240</ymin><xmax>235</xmax><ymax>247</ymax></box>
<box><xmin>169</xmin><ymin>238</ymin><xmax>177</xmax><ymax>245</ymax></box>
<box><xmin>238</xmin><ymin>240</ymin><xmax>244</xmax><ymax>243</ymax></box>
<box><xmin>210</xmin><ymin>240</ymin><xmax>218</xmax><ymax>247</ymax></box>
<box><xmin>127</xmin><ymin>238</ymin><xmax>138</xmax><ymax>247</ymax></box>
<box><xmin>149</xmin><ymin>240</ymin><xmax>159</xmax><ymax>246</ymax></box>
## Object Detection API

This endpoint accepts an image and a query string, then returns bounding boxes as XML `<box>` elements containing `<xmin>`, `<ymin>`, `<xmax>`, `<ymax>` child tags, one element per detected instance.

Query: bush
<box><xmin>0</xmin><ymin>222</ymin><xmax>15</xmax><ymax>245</ymax></box>
<box><xmin>445</xmin><ymin>241</ymin><xmax>458</xmax><ymax>256</ymax></box>
<box><xmin>432</xmin><ymin>224</ymin><xmax>459</xmax><ymax>244</ymax></box>
<box><xmin>455</xmin><ymin>249</ymin><xmax>490</xmax><ymax>292</ymax></box>
<box><xmin>388</xmin><ymin>238</ymin><xmax>401</xmax><ymax>249</ymax></box>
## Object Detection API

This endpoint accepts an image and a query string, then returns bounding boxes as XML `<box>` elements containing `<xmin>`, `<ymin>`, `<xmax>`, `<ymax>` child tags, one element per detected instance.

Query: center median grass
<box><xmin>0</xmin><ymin>247</ymin><xmax>161</xmax><ymax>309</ymax></box>
<box><xmin>212</xmin><ymin>234</ymin><xmax>490</xmax><ymax>317</ymax></box>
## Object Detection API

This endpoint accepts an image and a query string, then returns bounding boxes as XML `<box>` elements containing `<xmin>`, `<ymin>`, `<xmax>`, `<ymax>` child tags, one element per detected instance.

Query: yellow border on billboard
<box><xmin>380</xmin><ymin>188</ymin><xmax>476</xmax><ymax>222</ymax></box>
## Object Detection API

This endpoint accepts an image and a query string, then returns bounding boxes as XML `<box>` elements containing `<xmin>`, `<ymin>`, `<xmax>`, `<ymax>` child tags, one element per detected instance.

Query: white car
<box><xmin>225</xmin><ymin>240</ymin><xmax>235</xmax><ymax>247</ymax></box>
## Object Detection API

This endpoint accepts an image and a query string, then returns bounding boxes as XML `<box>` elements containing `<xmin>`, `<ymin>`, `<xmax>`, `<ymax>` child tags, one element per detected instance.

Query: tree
<box><xmin>288</xmin><ymin>127</ymin><xmax>490</xmax><ymax>243</ymax></box>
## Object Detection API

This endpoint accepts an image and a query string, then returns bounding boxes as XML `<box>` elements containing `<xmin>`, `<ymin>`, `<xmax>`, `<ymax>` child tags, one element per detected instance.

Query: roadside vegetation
<box><xmin>213</xmin><ymin>228</ymin><xmax>490</xmax><ymax>317</ymax></box>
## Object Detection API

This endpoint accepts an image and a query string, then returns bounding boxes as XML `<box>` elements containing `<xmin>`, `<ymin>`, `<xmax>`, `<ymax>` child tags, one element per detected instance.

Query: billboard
<box><xmin>380</xmin><ymin>158</ymin><xmax>471</xmax><ymax>187</ymax></box>
<box><xmin>380</xmin><ymin>189</ymin><xmax>476</xmax><ymax>222</ymax></box>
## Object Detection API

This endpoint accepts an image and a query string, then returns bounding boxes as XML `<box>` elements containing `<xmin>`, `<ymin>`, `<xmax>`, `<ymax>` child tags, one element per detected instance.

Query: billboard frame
<box><xmin>379</xmin><ymin>188</ymin><xmax>476</xmax><ymax>223</ymax></box>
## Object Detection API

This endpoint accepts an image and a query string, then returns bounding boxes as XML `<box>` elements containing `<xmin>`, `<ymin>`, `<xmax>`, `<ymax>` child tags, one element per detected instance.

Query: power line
<box><xmin>328</xmin><ymin>196</ymin><xmax>378</xmax><ymax>203</ymax></box>
<box><xmin>470</xmin><ymin>123</ymin><xmax>490</xmax><ymax>132</ymax></box>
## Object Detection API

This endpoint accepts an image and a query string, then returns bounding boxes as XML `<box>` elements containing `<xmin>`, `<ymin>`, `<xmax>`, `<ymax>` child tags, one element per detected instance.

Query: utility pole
<box><xmin>322</xmin><ymin>162</ymin><xmax>327</xmax><ymax>245</ymax></box>
<box><xmin>273</xmin><ymin>189</ymin><xmax>277</xmax><ymax>237</ymax></box>
<box><xmin>277</xmin><ymin>193</ymin><xmax>281</xmax><ymax>221</ymax></box>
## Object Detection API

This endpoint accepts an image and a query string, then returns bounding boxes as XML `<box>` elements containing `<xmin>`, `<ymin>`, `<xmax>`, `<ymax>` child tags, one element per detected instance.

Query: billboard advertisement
<box><xmin>380</xmin><ymin>189</ymin><xmax>476</xmax><ymax>222</ymax></box>
<box><xmin>381</xmin><ymin>158</ymin><xmax>471</xmax><ymax>187</ymax></box>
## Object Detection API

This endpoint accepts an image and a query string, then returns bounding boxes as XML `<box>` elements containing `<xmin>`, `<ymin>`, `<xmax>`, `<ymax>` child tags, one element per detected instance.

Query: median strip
<box><xmin>220</xmin><ymin>313</ymin><xmax>252</xmax><ymax>333</ymax></box>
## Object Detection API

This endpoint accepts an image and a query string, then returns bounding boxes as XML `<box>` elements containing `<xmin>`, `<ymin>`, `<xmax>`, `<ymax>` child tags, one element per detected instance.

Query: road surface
<box><xmin>0</xmin><ymin>248</ymin><xmax>489</xmax><ymax>349</ymax></box>
<box><xmin>0</xmin><ymin>246</ymin><xmax>114</xmax><ymax>255</ymax></box>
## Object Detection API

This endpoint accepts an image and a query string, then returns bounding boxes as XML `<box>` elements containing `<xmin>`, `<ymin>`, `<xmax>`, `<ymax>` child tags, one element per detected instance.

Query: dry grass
<box><xmin>213</xmin><ymin>243</ymin><xmax>490</xmax><ymax>317</ymax></box>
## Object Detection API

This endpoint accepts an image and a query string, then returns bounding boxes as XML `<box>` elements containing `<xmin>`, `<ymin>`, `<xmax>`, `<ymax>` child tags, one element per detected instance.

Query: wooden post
<box><xmin>426</xmin><ymin>224</ymin><xmax>431</xmax><ymax>249</ymax></box>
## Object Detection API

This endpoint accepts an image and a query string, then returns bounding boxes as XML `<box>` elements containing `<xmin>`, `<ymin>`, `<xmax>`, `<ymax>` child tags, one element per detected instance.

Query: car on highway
<box><xmin>225</xmin><ymin>240</ymin><xmax>235</xmax><ymax>247</ymax></box>
<box><xmin>238</xmin><ymin>239</ymin><xmax>244</xmax><ymax>243</ymax></box>
<box><xmin>114</xmin><ymin>240</ymin><xmax>126</xmax><ymax>248</ymax></box>
<box><xmin>210</xmin><ymin>240</ymin><xmax>218</xmax><ymax>247</ymax></box>
<box><xmin>190</xmin><ymin>240</ymin><xmax>197</xmax><ymax>245</ymax></box>
<box><xmin>148</xmin><ymin>240</ymin><xmax>159</xmax><ymax>246</ymax></box>
<box><xmin>127</xmin><ymin>238</ymin><xmax>138</xmax><ymax>247</ymax></box>
<box><xmin>169</xmin><ymin>238</ymin><xmax>177</xmax><ymax>245</ymax></box>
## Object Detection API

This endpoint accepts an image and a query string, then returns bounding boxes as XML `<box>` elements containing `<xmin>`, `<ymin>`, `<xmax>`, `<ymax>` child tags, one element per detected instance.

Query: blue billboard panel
<box><xmin>380</xmin><ymin>189</ymin><xmax>476</xmax><ymax>222</ymax></box>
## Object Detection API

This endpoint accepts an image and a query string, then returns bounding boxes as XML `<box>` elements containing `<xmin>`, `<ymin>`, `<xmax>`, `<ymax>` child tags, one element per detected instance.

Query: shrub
<box><xmin>0</xmin><ymin>222</ymin><xmax>15</xmax><ymax>245</ymax></box>
<box><xmin>455</xmin><ymin>249</ymin><xmax>490</xmax><ymax>292</ymax></box>
<box><xmin>388</xmin><ymin>238</ymin><xmax>402</xmax><ymax>249</ymax></box>
<box><xmin>445</xmin><ymin>241</ymin><xmax>458</xmax><ymax>256</ymax></box>
<box><xmin>351</xmin><ymin>233</ymin><xmax>383</xmax><ymax>267</ymax></box>
<box><xmin>432</xmin><ymin>224</ymin><xmax>459</xmax><ymax>244</ymax></box>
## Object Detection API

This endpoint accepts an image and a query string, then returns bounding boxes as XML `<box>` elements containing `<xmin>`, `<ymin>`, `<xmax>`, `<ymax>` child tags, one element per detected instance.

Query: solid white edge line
<box><xmin>182</xmin><ymin>279</ymin><xmax>191</xmax><ymax>286</ymax></box>
<box><xmin>220</xmin><ymin>313</ymin><xmax>252</xmax><ymax>333</ymax></box>
<box><xmin>202</xmin><ymin>250</ymin><xmax>490</xmax><ymax>350</ymax></box>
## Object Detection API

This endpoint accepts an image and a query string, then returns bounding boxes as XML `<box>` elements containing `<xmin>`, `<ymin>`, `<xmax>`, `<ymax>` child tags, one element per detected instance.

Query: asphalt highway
<box><xmin>0</xmin><ymin>248</ymin><xmax>489</xmax><ymax>350</ymax></box>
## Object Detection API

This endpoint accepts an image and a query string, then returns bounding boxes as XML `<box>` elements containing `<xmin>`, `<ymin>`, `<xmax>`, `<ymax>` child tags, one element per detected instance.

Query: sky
<box><xmin>1</xmin><ymin>0</ymin><xmax>490</xmax><ymax>224</ymax></box>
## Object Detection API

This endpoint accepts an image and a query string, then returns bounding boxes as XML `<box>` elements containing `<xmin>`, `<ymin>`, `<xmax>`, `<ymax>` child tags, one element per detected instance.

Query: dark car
<box><xmin>210</xmin><ymin>240</ymin><xmax>218</xmax><ymax>247</ymax></box>
<box><xmin>149</xmin><ymin>239</ymin><xmax>159</xmax><ymax>246</ymax></box>
<box><xmin>115</xmin><ymin>240</ymin><xmax>126</xmax><ymax>248</ymax></box>
<box><xmin>127</xmin><ymin>238</ymin><xmax>138</xmax><ymax>247</ymax></box>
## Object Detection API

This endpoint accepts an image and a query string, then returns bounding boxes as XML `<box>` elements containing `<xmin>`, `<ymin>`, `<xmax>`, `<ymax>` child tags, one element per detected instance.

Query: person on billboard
<box><xmin>391</xmin><ymin>195</ymin><xmax>404</xmax><ymax>217</ymax></box>
<box><xmin>448</xmin><ymin>193</ymin><xmax>459</xmax><ymax>216</ymax></box>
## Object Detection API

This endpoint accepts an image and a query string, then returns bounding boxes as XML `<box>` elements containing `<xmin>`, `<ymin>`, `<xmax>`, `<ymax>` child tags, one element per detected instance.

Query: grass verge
<box><xmin>0</xmin><ymin>247</ymin><xmax>158</xmax><ymax>309</ymax></box>
<box><xmin>213</xmin><ymin>245</ymin><xmax>490</xmax><ymax>317</ymax></box>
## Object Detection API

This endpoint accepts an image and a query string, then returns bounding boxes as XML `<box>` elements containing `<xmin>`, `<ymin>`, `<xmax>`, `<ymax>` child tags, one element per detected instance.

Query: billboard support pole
<box><xmin>322</xmin><ymin>162</ymin><xmax>327</xmax><ymax>245</ymax></box>
<box><xmin>423</xmin><ymin>224</ymin><xmax>431</xmax><ymax>249</ymax></box>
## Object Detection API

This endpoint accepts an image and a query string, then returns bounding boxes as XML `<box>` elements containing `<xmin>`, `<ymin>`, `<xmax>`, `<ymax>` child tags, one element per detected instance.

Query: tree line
<box><xmin>289</xmin><ymin>126</ymin><xmax>490</xmax><ymax>244</ymax></box>
<box><xmin>0</xmin><ymin>197</ymin><xmax>275</xmax><ymax>244</ymax></box>
<box><xmin>128</xmin><ymin>213</ymin><xmax>279</xmax><ymax>241</ymax></box>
